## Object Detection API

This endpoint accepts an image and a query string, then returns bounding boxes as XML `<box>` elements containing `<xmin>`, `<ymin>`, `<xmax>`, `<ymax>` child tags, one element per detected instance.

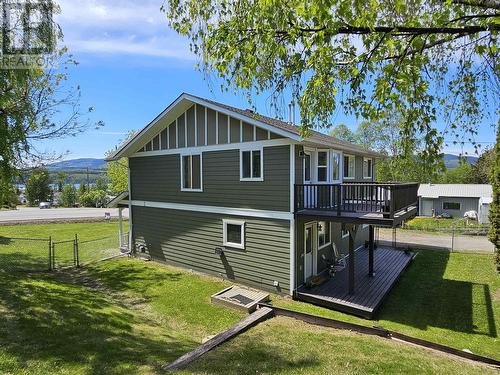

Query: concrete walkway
<box><xmin>379</xmin><ymin>228</ymin><xmax>494</xmax><ymax>253</ymax></box>
<box><xmin>0</xmin><ymin>207</ymin><xmax>129</xmax><ymax>224</ymax></box>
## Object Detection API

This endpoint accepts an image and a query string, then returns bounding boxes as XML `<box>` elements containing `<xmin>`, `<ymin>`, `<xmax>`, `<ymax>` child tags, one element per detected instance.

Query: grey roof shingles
<box><xmin>190</xmin><ymin>94</ymin><xmax>382</xmax><ymax>157</ymax></box>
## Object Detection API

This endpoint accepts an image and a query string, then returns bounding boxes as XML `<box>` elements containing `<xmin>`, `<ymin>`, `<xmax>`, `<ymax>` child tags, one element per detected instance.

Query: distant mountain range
<box><xmin>443</xmin><ymin>153</ymin><xmax>478</xmax><ymax>169</ymax></box>
<box><xmin>46</xmin><ymin>158</ymin><xmax>107</xmax><ymax>171</ymax></box>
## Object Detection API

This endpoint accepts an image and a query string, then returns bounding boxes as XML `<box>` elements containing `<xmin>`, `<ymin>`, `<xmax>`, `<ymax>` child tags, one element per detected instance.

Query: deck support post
<box><xmin>368</xmin><ymin>225</ymin><xmax>374</xmax><ymax>277</ymax></box>
<box><xmin>347</xmin><ymin>224</ymin><xmax>358</xmax><ymax>295</ymax></box>
<box><xmin>118</xmin><ymin>207</ymin><xmax>123</xmax><ymax>247</ymax></box>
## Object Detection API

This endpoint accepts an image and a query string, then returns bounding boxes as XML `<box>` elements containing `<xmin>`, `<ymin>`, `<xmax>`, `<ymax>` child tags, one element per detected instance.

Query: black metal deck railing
<box><xmin>294</xmin><ymin>182</ymin><xmax>419</xmax><ymax>219</ymax></box>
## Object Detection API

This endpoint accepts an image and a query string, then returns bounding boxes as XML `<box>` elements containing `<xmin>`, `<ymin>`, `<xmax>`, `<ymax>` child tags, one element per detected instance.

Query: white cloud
<box><xmin>55</xmin><ymin>0</ymin><xmax>194</xmax><ymax>60</ymax></box>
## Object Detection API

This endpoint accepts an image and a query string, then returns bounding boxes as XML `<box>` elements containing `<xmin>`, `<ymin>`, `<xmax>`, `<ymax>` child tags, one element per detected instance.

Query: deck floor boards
<box><xmin>296</xmin><ymin>246</ymin><xmax>414</xmax><ymax>319</ymax></box>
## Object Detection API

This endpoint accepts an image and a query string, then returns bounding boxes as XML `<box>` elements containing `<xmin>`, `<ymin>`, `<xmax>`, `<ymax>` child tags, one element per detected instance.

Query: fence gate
<box><xmin>0</xmin><ymin>234</ymin><xmax>122</xmax><ymax>272</ymax></box>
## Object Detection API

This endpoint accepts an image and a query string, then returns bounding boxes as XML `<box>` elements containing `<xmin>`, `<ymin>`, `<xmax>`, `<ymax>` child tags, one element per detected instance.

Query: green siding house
<box><xmin>107</xmin><ymin>93</ymin><xmax>419</xmax><ymax>318</ymax></box>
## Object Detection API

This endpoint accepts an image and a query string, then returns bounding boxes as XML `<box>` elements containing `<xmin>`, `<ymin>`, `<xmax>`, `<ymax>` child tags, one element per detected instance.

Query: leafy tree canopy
<box><xmin>164</xmin><ymin>0</ymin><xmax>499</xmax><ymax>172</ymax></box>
<box><xmin>488</xmin><ymin>124</ymin><xmax>499</xmax><ymax>269</ymax></box>
<box><xmin>472</xmin><ymin>147</ymin><xmax>495</xmax><ymax>183</ymax></box>
<box><xmin>25</xmin><ymin>168</ymin><xmax>51</xmax><ymax>205</ymax></box>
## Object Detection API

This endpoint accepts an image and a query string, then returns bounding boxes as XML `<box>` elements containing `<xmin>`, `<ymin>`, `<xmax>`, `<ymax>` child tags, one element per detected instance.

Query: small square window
<box><xmin>240</xmin><ymin>148</ymin><xmax>263</xmax><ymax>181</ymax></box>
<box><xmin>223</xmin><ymin>220</ymin><xmax>245</xmax><ymax>249</ymax></box>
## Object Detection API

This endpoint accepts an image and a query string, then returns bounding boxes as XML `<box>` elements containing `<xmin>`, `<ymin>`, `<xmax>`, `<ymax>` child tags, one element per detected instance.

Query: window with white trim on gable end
<box><xmin>343</xmin><ymin>155</ymin><xmax>355</xmax><ymax>179</ymax></box>
<box><xmin>240</xmin><ymin>148</ymin><xmax>263</xmax><ymax>181</ymax></box>
<box><xmin>181</xmin><ymin>153</ymin><xmax>202</xmax><ymax>191</ymax></box>
<box><xmin>363</xmin><ymin>157</ymin><xmax>373</xmax><ymax>179</ymax></box>
<box><xmin>223</xmin><ymin>219</ymin><xmax>245</xmax><ymax>249</ymax></box>
<box><xmin>317</xmin><ymin>151</ymin><xmax>328</xmax><ymax>182</ymax></box>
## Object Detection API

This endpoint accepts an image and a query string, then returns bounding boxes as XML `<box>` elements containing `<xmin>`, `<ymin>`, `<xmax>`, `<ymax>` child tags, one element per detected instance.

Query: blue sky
<box><xmin>41</xmin><ymin>0</ymin><xmax>497</xmax><ymax>160</ymax></box>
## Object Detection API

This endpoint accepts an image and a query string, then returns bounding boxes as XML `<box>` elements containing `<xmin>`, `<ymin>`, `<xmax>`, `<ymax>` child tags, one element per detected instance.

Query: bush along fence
<box><xmin>0</xmin><ymin>233</ymin><xmax>128</xmax><ymax>272</ymax></box>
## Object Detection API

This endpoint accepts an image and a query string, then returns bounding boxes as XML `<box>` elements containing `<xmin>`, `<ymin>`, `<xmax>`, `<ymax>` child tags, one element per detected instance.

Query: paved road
<box><xmin>379</xmin><ymin>228</ymin><xmax>494</xmax><ymax>253</ymax></box>
<box><xmin>0</xmin><ymin>207</ymin><xmax>129</xmax><ymax>223</ymax></box>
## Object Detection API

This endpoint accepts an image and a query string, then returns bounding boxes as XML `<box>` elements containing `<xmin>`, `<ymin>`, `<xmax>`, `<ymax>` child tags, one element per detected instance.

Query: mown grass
<box><xmin>181</xmin><ymin>317</ymin><xmax>496</xmax><ymax>375</ymax></box>
<box><xmin>0</xmin><ymin>221</ymin><xmax>126</xmax><ymax>270</ymax></box>
<box><xmin>0</xmin><ymin>258</ymin><xmax>242</xmax><ymax>375</ymax></box>
<box><xmin>272</xmin><ymin>250</ymin><xmax>500</xmax><ymax>360</ymax></box>
<box><xmin>0</xmin><ymin>222</ymin><xmax>498</xmax><ymax>373</ymax></box>
<box><xmin>403</xmin><ymin>216</ymin><xmax>489</xmax><ymax>234</ymax></box>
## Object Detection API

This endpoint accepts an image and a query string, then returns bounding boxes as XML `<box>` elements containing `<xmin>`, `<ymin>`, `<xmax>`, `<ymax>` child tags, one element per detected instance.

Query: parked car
<box><xmin>39</xmin><ymin>202</ymin><xmax>51</xmax><ymax>209</ymax></box>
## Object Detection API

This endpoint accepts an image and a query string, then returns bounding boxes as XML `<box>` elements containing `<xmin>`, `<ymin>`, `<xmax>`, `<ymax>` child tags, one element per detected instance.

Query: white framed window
<box><xmin>341</xmin><ymin>223</ymin><xmax>349</xmax><ymax>238</ymax></box>
<box><xmin>223</xmin><ymin>219</ymin><xmax>245</xmax><ymax>249</ymax></box>
<box><xmin>331</xmin><ymin>151</ymin><xmax>342</xmax><ymax>182</ymax></box>
<box><xmin>363</xmin><ymin>157</ymin><xmax>373</xmax><ymax>179</ymax></box>
<box><xmin>343</xmin><ymin>154</ymin><xmax>355</xmax><ymax>179</ymax></box>
<box><xmin>180</xmin><ymin>153</ymin><xmax>203</xmax><ymax>192</ymax></box>
<box><xmin>318</xmin><ymin>221</ymin><xmax>331</xmax><ymax>249</ymax></box>
<box><xmin>240</xmin><ymin>147</ymin><xmax>263</xmax><ymax>181</ymax></box>
<box><xmin>316</xmin><ymin>150</ymin><xmax>329</xmax><ymax>182</ymax></box>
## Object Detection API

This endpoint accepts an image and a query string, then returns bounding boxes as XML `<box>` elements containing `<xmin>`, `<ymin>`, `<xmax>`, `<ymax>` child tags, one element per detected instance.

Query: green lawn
<box><xmin>0</xmin><ymin>258</ymin><xmax>242</xmax><ymax>375</ymax></box>
<box><xmin>273</xmin><ymin>250</ymin><xmax>500</xmax><ymax>360</ymax></box>
<box><xmin>0</xmin><ymin>221</ymin><xmax>125</xmax><ymax>270</ymax></box>
<box><xmin>403</xmin><ymin>216</ymin><xmax>489</xmax><ymax>234</ymax></box>
<box><xmin>181</xmin><ymin>317</ymin><xmax>496</xmax><ymax>375</ymax></box>
<box><xmin>0</xmin><ymin>222</ymin><xmax>499</xmax><ymax>373</ymax></box>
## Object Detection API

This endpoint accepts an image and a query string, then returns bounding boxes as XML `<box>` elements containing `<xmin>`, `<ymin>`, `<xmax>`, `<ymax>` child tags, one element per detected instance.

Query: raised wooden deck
<box><xmin>295</xmin><ymin>246</ymin><xmax>415</xmax><ymax>319</ymax></box>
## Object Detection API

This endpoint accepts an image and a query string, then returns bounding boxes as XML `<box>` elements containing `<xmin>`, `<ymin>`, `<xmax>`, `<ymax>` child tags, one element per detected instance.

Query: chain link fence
<box><xmin>0</xmin><ymin>233</ymin><xmax>128</xmax><ymax>272</ymax></box>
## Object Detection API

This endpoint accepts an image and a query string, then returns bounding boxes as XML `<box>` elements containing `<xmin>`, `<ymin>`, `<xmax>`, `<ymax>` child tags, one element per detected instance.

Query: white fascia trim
<box><xmin>127</xmin><ymin>200</ymin><xmax>294</xmax><ymax>220</ymax></box>
<box><xmin>130</xmin><ymin>138</ymin><xmax>294</xmax><ymax>158</ymax></box>
<box><xmin>183</xmin><ymin>94</ymin><xmax>302</xmax><ymax>142</ymax></box>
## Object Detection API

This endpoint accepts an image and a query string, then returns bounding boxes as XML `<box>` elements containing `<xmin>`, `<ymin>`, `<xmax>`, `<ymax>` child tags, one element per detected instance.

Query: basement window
<box><xmin>223</xmin><ymin>219</ymin><xmax>245</xmax><ymax>249</ymax></box>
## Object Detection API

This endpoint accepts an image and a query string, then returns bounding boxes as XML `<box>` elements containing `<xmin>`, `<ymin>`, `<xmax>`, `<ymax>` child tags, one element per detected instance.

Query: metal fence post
<box><xmin>75</xmin><ymin>234</ymin><xmax>80</xmax><ymax>268</ymax></box>
<box><xmin>51</xmin><ymin>241</ymin><xmax>56</xmax><ymax>270</ymax></box>
<box><xmin>451</xmin><ymin>229</ymin><xmax>455</xmax><ymax>253</ymax></box>
<box><xmin>48</xmin><ymin>236</ymin><xmax>52</xmax><ymax>271</ymax></box>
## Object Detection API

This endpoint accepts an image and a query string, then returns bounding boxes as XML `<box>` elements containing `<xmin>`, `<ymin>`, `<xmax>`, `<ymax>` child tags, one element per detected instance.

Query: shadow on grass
<box><xmin>184</xmin><ymin>341</ymin><xmax>320</xmax><ymax>375</ymax></box>
<box><xmin>0</xmin><ymin>255</ymin><xmax>195</xmax><ymax>374</ymax></box>
<box><xmin>378</xmin><ymin>250</ymin><xmax>497</xmax><ymax>338</ymax></box>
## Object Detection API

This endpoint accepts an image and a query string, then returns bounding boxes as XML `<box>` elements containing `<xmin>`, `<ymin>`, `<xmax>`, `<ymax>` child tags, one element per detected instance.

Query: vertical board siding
<box><xmin>196</xmin><ymin>105</ymin><xmax>206</xmax><ymax>146</ymax></box>
<box><xmin>218</xmin><ymin>113</ymin><xmax>228</xmax><ymax>144</ymax></box>
<box><xmin>130</xmin><ymin>145</ymin><xmax>291</xmax><ymax>211</ymax></box>
<box><xmin>242</xmin><ymin>122</ymin><xmax>254</xmax><ymax>141</ymax></box>
<box><xmin>256</xmin><ymin>127</ymin><xmax>268</xmax><ymax>141</ymax></box>
<box><xmin>133</xmin><ymin>206</ymin><xmax>291</xmax><ymax>292</ymax></box>
<box><xmin>230</xmin><ymin>118</ymin><xmax>240</xmax><ymax>143</ymax></box>
<box><xmin>207</xmin><ymin>109</ymin><xmax>217</xmax><ymax>145</ymax></box>
<box><xmin>178</xmin><ymin>113</ymin><xmax>186</xmax><ymax>148</ymax></box>
<box><xmin>168</xmin><ymin>122</ymin><xmax>176</xmax><ymax>149</ymax></box>
<box><xmin>186</xmin><ymin>106</ymin><xmax>196</xmax><ymax>147</ymax></box>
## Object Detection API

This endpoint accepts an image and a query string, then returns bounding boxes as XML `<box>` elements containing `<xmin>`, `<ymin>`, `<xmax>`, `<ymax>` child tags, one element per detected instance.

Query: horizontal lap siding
<box><xmin>133</xmin><ymin>206</ymin><xmax>290</xmax><ymax>292</ymax></box>
<box><xmin>130</xmin><ymin>145</ymin><xmax>290</xmax><ymax>211</ymax></box>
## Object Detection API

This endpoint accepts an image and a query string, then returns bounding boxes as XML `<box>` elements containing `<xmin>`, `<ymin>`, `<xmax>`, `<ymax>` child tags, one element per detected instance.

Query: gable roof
<box><xmin>106</xmin><ymin>93</ymin><xmax>382</xmax><ymax>161</ymax></box>
<box><xmin>418</xmin><ymin>184</ymin><xmax>492</xmax><ymax>199</ymax></box>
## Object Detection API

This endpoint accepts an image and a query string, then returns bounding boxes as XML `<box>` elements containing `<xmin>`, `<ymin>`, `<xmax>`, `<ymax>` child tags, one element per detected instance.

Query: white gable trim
<box><xmin>107</xmin><ymin>93</ymin><xmax>302</xmax><ymax>161</ymax></box>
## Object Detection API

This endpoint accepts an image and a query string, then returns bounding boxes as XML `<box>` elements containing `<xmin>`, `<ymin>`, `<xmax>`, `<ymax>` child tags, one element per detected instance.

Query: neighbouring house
<box><xmin>106</xmin><ymin>93</ymin><xmax>419</xmax><ymax>318</ymax></box>
<box><xmin>418</xmin><ymin>184</ymin><xmax>492</xmax><ymax>224</ymax></box>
